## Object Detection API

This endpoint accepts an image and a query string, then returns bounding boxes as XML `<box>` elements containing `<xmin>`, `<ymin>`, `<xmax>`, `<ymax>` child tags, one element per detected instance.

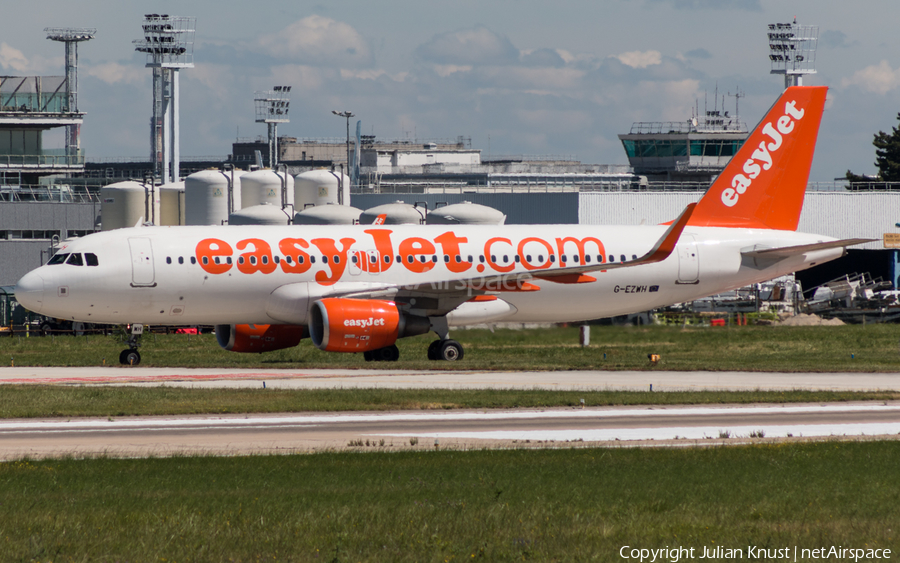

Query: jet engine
<box><xmin>309</xmin><ymin>298</ymin><xmax>429</xmax><ymax>353</ymax></box>
<box><xmin>215</xmin><ymin>323</ymin><xmax>307</xmax><ymax>353</ymax></box>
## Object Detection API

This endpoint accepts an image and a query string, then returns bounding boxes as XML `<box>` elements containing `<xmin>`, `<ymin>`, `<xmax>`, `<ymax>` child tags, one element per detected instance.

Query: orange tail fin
<box><xmin>688</xmin><ymin>86</ymin><xmax>827</xmax><ymax>230</ymax></box>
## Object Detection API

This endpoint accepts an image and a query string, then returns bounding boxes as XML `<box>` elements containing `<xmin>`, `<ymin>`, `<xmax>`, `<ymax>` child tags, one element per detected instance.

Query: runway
<box><xmin>1</xmin><ymin>366</ymin><xmax>898</xmax><ymax>458</ymax></box>
<box><xmin>1</xmin><ymin>366</ymin><xmax>900</xmax><ymax>391</ymax></box>
<box><xmin>1</xmin><ymin>402</ymin><xmax>898</xmax><ymax>459</ymax></box>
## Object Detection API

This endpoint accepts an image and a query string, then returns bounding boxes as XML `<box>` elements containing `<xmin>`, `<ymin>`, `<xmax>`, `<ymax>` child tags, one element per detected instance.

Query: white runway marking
<box><xmin>1</xmin><ymin>402</ymin><xmax>899</xmax><ymax>431</ymax></box>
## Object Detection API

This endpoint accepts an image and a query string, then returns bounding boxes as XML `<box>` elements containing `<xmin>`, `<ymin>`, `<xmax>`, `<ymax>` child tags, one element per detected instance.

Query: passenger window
<box><xmin>66</xmin><ymin>253</ymin><xmax>83</xmax><ymax>266</ymax></box>
<box><xmin>48</xmin><ymin>253</ymin><xmax>68</xmax><ymax>265</ymax></box>
<box><xmin>191</xmin><ymin>256</ymin><xmax>197</xmax><ymax>264</ymax></box>
<box><xmin>226</xmin><ymin>257</ymin><xmax>232</xmax><ymax>264</ymax></box>
<box><xmin>274</xmin><ymin>256</ymin><xmax>280</xmax><ymax>264</ymax></box>
<box><xmin>352</xmin><ymin>255</ymin><xmax>358</xmax><ymax>264</ymax></box>
<box><xmin>550</xmin><ymin>255</ymin><xmax>556</xmax><ymax>263</ymax></box>
<box><xmin>561</xmin><ymin>255</ymin><xmax>568</xmax><ymax>263</ymax></box>
<box><xmin>620</xmin><ymin>255</ymin><xmax>626</xmax><ymax>262</ymax></box>
<box><xmin>431</xmin><ymin>256</ymin><xmax>437</xmax><ymax>263</ymax></box>
<box><xmin>178</xmin><ymin>256</ymin><xmax>184</xmax><ymax>265</ymax></box>
<box><xmin>609</xmin><ymin>255</ymin><xmax>615</xmax><ymax>262</ymax></box>
<box><xmin>384</xmin><ymin>255</ymin><xmax>391</xmax><ymax>264</ymax></box>
<box><xmin>85</xmin><ymin>253</ymin><xmax>99</xmax><ymax>266</ymax></box>
<box><xmin>632</xmin><ymin>254</ymin><xmax>637</xmax><ymax>260</ymax></box>
<box><xmin>334</xmin><ymin>256</ymin><xmax>340</xmax><ymax>264</ymax></box>
<box><xmin>214</xmin><ymin>257</ymin><xmax>221</xmax><ymax>264</ymax></box>
<box><xmin>166</xmin><ymin>257</ymin><xmax>172</xmax><ymax>264</ymax></box>
<box><xmin>443</xmin><ymin>255</ymin><xmax>450</xmax><ymax>263</ymax></box>
<box><xmin>585</xmin><ymin>255</ymin><xmax>591</xmax><ymax>263</ymax></box>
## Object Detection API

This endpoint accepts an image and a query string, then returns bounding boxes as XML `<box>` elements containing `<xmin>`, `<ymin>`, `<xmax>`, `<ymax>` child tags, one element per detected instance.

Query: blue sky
<box><xmin>3</xmin><ymin>0</ymin><xmax>899</xmax><ymax>182</ymax></box>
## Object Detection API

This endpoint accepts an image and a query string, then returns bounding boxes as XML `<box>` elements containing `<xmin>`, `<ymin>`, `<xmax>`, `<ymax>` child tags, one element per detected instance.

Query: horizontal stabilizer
<box><xmin>741</xmin><ymin>238</ymin><xmax>874</xmax><ymax>260</ymax></box>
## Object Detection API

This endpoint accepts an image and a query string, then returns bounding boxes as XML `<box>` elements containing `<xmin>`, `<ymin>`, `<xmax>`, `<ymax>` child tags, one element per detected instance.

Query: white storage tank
<box><xmin>241</xmin><ymin>169</ymin><xmax>294</xmax><ymax>208</ymax></box>
<box><xmin>426</xmin><ymin>201</ymin><xmax>507</xmax><ymax>225</ymax></box>
<box><xmin>293</xmin><ymin>204</ymin><xmax>362</xmax><ymax>225</ymax></box>
<box><xmin>229</xmin><ymin>204</ymin><xmax>291</xmax><ymax>225</ymax></box>
<box><xmin>360</xmin><ymin>201</ymin><xmax>425</xmax><ymax>225</ymax></box>
<box><xmin>100</xmin><ymin>181</ymin><xmax>147</xmax><ymax>231</ymax></box>
<box><xmin>185</xmin><ymin>170</ymin><xmax>234</xmax><ymax>226</ymax></box>
<box><xmin>159</xmin><ymin>181</ymin><xmax>185</xmax><ymax>226</ymax></box>
<box><xmin>294</xmin><ymin>169</ymin><xmax>350</xmax><ymax>209</ymax></box>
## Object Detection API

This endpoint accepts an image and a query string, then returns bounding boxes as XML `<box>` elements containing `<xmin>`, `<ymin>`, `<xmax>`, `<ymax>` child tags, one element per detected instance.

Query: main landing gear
<box><xmin>426</xmin><ymin>316</ymin><xmax>464</xmax><ymax>361</ymax></box>
<box><xmin>363</xmin><ymin>345</ymin><xmax>400</xmax><ymax>362</ymax></box>
<box><xmin>427</xmin><ymin>339</ymin><xmax>464</xmax><ymax>361</ymax></box>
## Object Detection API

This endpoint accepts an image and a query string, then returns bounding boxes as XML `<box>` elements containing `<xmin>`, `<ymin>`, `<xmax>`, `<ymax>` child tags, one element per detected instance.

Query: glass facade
<box><xmin>622</xmin><ymin>138</ymin><xmax>744</xmax><ymax>159</ymax></box>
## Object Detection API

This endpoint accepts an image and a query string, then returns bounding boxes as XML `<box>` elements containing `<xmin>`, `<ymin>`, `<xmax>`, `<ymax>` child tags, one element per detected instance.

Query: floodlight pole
<box><xmin>332</xmin><ymin>110</ymin><xmax>354</xmax><ymax>187</ymax></box>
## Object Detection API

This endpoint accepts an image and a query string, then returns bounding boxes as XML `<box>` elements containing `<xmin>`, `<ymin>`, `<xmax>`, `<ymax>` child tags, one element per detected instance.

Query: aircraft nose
<box><xmin>15</xmin><ymin>271</ymin><xmax>45</xmax><ymax>314</ymax></box>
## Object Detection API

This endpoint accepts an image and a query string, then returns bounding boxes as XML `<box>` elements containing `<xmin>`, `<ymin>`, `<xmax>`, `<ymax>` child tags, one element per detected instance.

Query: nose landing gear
<box><xmin>119</xmin><ymin>324</ymin><xmax>143</xmax><ymax>366</ymax></box>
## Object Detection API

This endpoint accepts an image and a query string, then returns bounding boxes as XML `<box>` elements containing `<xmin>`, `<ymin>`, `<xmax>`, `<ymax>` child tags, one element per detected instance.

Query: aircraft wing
<box><xmin>329</xmin><ymin>203</ymin><xmax>696</xmax><ymax>317</ymax></box>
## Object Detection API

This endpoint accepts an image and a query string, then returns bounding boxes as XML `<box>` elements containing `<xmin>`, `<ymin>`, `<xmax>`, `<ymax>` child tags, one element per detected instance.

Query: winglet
<box><xmin>688</xmin><ymin>86</ymin><xmax>828</xmax><ymax>231</ymax></box>
<box><xmin>643</xmin><ymin>202</ymin><xmax>696</xmax><ymax>263</ymax></box>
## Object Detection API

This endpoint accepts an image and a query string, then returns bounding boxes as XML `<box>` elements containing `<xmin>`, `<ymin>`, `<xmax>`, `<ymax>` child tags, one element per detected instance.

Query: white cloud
<box><xmin>0</xmin><ymin>43</ymin><xmax>29</xmax><ymax>72</ymax></box>
<box><xmin>259</xmin><ymin>16</ymin><xmax>372</xmax><ymax>68</ymax></box>
<box><xmin>613</xmin><ymin>50</ymin><xmax>662</xmax><ymax>69</ymax></box>
<box><xmin>86</xmin><ymin>62</ymin><xmax>146</xmax><ymax>86</ymax></box>
<box><xmin>842</xmin><ymin>60</ymin><xmax>900</xmax><ymax>95</ymax></box>
<box><xmin>416</xmin><ymin>26</ymin><xmax>519</xmax><ymax>66</ymax></box>
<box><xmin>0</xmin><ymin>43</ymin><xmax>62</xmax><ymax>73</ymax></box>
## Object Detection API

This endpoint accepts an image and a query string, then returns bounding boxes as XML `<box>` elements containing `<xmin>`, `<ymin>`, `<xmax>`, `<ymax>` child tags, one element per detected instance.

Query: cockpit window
<box><xmin>66</xmin><ymin>253</ymin><xmax>84</xmax><ymax>266</ymax></box>
<box><xmin>48</xmin><ymin>253</ymin><xmax>69</xmax><ymax>265</ymax></box>
<box><xmin>85</xmin><ymin>253</ymin><xmax>99</xmax><ymax>266</ymax></box>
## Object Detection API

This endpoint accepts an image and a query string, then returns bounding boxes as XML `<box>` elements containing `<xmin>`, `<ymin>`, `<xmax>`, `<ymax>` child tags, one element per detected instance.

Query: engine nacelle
<box><xmin>215</xmin><ymin>324</ymin><xmax>306</xmax><ymax>353</ymax></box>
<box><xmin>309</xmin><ymin>298</ymin><xmax>429</xmax><ymax>353</ymax></box>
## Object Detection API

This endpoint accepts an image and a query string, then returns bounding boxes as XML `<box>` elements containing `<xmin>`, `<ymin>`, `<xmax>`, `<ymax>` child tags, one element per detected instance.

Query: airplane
<box><xmin>15</xmin><ymin>86</ymin><xmax>870</xmax><ymax>365</ymax></box>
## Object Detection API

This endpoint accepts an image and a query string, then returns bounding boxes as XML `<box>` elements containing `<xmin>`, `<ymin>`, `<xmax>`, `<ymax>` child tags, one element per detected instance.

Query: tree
<box><xmin>873</xmin><ymin>113</ymin><xmax>900</xmax><ymax>181</ymax></box>
<box><xmin>846</xmin><ymin>112</ymin><xmax>900</xmax><ymax>185</ymax></box>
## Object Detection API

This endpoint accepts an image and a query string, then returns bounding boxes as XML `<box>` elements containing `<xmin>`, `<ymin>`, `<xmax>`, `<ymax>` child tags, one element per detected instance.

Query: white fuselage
<box><xmin>14</xmin><ymin>224</ymin><xmax>841</xmax><ymax>327</ymax></box>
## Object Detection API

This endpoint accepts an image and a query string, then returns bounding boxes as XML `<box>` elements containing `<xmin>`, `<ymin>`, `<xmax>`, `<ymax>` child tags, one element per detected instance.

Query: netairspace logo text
<box><xmin>619</xmin><ymin>545</ymin><xmax>891</xmax><ymax>562</ymax></box>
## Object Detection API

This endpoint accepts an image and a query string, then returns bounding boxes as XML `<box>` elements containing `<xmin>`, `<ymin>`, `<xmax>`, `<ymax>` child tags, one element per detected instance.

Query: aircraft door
<box><xmin>128</xmin><ymin>237</ymin><xmax>156</xmax><ymax>287</ymax></box>
<box><xmin>676</xmin><ymin>235</ymin><xmax>699</xmax><ymax>284</ymax></box>
<box><xmin>348</xmin><ymin>249</ymin><xmax>381</xmax><ymax>275</ymax></box>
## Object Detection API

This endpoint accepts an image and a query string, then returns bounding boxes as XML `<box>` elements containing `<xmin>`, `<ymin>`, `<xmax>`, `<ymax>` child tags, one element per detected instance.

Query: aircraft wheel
<box><xmin>379</xmin><ymin>345</ymin><xmax>400</xmax><ymax>362</ymax></box>
<box><xmin>120</xmin><ymin>349</ymin><xmax>141</xmax><ymax>366</ymax></box>
<box><xmin>427</xmin><ymin>340</ymin><xmax>442</xmax><ymax>361</ymax></box>
<box><xmin>363</xmin><ymin>350</ymin><xmax>374</xmax><ymax>362</ymax></box>
<box><xmin>438</xmin><ymin>340</ymin><xmax>464</xmax><ymax>361</ymax></box>
<box><xmin>40</xmin><ymin>323</ymin><xmax>52</xmax><ymax>337</ymax></box>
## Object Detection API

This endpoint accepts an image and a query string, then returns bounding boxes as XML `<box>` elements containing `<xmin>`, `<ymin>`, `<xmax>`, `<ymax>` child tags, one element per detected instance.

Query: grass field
<box><xmin>2</xmin><ymin>442</ymin><xmax>897</xmax><ymax>562</ymax></box>
<box><xmin>3</xmin><ymin>323</ymin><xmax>900</xmax><ymax>371</ymax></box>
<box><xmin>0</xmin><ymin>385</ymin><xmax>897</xmax><ymax>419</ymax></box>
